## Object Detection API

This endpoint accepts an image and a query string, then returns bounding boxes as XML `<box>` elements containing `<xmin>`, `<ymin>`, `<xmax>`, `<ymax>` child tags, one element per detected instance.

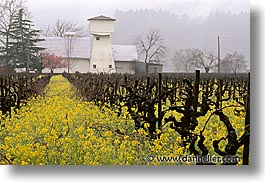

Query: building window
<box><xmin>109</xmin><ymin>65</ymin><xmax>112</xmax><ymax>68</ymax></box>
<box><xmin>93</xmin><ymin>64</ymin><xmax>96</xmax><ymax>68</ymax></box>
<box><xmin>96</xmin><ymin>36</ymin><xmax>100</xmax><ymax>40</ymax></box>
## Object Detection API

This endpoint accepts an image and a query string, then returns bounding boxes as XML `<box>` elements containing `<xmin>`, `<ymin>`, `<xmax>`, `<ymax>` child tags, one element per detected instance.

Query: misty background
<box><xmin>26</xmin><ymin>0</ymin><xmax>250</xmax><ymax>72</ymax></box>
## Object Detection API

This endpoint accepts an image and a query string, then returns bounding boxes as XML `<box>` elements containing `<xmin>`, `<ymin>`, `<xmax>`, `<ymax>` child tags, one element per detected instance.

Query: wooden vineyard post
<box><xmin>134</xmin><ymin>80</ymin><xmax>138</xmax><ymax>91</ymax></box>
<box><xmin>193</xmin><ymin>70</ymin><xmax>200</xmax><ymax>112</ymax></box>
<box><xmin>114</xmin><ymin>79</ymin><xmax>118</xmax><ymax>95</ymax></box>
<box><xmin>146</xmin><ymin>77</ymin><xmax>150</xmax><ymax>94</ymax></box>
<box><xmin>243</xmin><ymin>72</ymin><xmax>250</xmax><ymax>165</ymax></box>
<box><xmin>164</xmin><ymin>76</ymin><xmax>168</xmax><ymax>103</ymax></box>
<box><xmin>0</xmin><ymin>77</ymin><xmax>3</xmax><ymax>97</ymax></box>
<box><xmin>123</xmin><ymin>75</ymin><xmax>127</xmax><ymax>96</ymax></box>
<box><xmin>233</xmin><ymin>79</ymin><xmax>236</xmax><ymax>99</ymax></box>
<box><xmin>178</xmin><ymin>80</ymin><xmax>181</xmax><ymax>98</ymax></box>
<box><xmin>206</xmin><ymin>79</ymin><xmax>209</xmax><ymax>94</ymax></box>
<box><xmin>157</xmin><ymin>73</ymin><xmax>162</xmax><ymax>130</ymax></box>
<box><xmin>174</xmin><ymin>80</ymin><xmax>178</xmax><ymax>104</ymax></box>
<box><xmin>217</xmin><ymin>79</ymin><xmax>223</xmax><ymax>109</ymax></box>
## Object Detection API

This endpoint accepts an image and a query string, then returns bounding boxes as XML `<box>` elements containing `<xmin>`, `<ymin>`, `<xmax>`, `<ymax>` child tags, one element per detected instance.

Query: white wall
<box><xmin>69</xmin><ymin>59</ymin><xmax>90</xmax><ymax>73</ymax></box>
<box><xmin>115</xmin><ymin>61</ymin><xmax>135</xmax><ymax>74</ymax></box>
<box><xmin>89</xmin><ymin>20</ymin><xmax>115</xmax><ymax>35</ymax></box>
<box><xmin>89</xmin><ymin>35</ymin><xmax>116</xmax><ymax>73</ymax></box>
<box><xmin>42</xmin><ymin>59</ymin><xmax>90</xmax><ymax>73</ymax></box>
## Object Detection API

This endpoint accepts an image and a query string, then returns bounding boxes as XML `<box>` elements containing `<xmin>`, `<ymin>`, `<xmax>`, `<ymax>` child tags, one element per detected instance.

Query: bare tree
<box><xmin>41</xmin><ymin>19</ymin><xmax>86</xmax><ymax>38</ymax></box>
<box><xmin>172</xmin><ymin>49</ymin><xmax>196</xmax><ymax>72</ymax></box>
<box><xmin>41</xmin><ymin>24</ymin><xmax>53</xmax><ymax>37</ymax></box>
<box><xmin>191</xmin><ymin>49</ymin><xmax>218</xmax><ymax>74</ymax></box>
<box><xmin>134</xmin><ymin>29</ymin><xmax>166</xmax><ymax>73</ymax></box>
<box><xmin>222</xmin><ymin>51</ymin><xmax>247</xmax><ymax>74</ymax></box>
<box><xmin>0</xmin><ymin>0</ymin><xmax>26</xmax><ymax>67</ymax></box>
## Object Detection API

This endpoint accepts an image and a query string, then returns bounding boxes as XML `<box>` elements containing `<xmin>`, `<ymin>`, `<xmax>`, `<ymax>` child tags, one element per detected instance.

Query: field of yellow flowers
<box><xmin>0</xmin><ymin>75</ymin><xmax>245</xmax><ymax>165</ymax></box>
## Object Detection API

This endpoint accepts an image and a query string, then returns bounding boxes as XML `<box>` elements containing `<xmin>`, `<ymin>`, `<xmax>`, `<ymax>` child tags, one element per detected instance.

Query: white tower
<box><xmin>88</xmin><ymin>15</ymin><xmax>116</xmax><ymax>73</ymax></box>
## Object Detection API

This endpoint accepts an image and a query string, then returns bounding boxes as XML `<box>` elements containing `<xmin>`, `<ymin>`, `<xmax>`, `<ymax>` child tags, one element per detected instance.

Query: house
<box><xmin>40</xmin><ymin>15</ymin><xmax>163</xmax><ymax>74</ymax></box>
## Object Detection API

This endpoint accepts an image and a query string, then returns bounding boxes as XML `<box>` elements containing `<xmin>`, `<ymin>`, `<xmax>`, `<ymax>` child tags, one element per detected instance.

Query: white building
<box><xmin>88</xmin><ymin>15</ymin><xmax>116</xmax><ymax>73</ymax></box>
<box><xmin>39</xmin><ymin>15</ymin><xmax>162</xmax><ymax>74</ymax></box>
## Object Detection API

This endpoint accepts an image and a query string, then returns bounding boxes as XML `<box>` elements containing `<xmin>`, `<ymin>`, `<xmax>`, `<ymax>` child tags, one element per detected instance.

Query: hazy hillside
<box><xmin>112</xmin><ymin>9</ymin><xmax>250</xmax><ymax>72</ymax></box>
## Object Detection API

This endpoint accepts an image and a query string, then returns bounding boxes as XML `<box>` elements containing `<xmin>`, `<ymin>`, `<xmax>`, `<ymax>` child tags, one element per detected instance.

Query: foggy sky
<box><xmin>24</xmin><ymin>0</ymin><xmax>250</xmax><ymax>72</ymax></box>
<box><xmin>26</xmin><ymin>0</ymin><xmax>249</xmax><ymax>27</ymax></box>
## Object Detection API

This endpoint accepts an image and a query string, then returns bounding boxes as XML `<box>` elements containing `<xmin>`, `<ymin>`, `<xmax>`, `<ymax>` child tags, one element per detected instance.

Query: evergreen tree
<box><xmin>0</xmin><ymin>28</ymin><xmax>13</xmax><ymax>68</ymax></box>
<box><xmin>0</xmin><ymin>0</ymin><xmax>26</xmax><ymax>70</ymax></box>
<box><xmin>0</xmin><ymin>22</ymin><xmax>13</xmax><ymax>68</ymax></box>
<box><xmin>9</xmin><ymin>9</ymin><xmax>45</xmax><ymax>72</ymax></box>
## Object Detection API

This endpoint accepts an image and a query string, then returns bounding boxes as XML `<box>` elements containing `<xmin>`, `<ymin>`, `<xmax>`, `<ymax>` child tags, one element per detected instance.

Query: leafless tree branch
<box><xmin>222</xmin><ymin>51</ymin><xmax>247</xmax><ymax>74</ymax></box>
<box><xmin>134</xmin><ymin>29</ymin><xmax>166</xmax><ymax>73</ymax></box>
<box><xmin>191</xmin><ymin>49</ymin><xmax>218</xmax><ymax>73</ymax></box>
<box><xmin>40</xmin><ymin>19</ymin><xmax>87</xmax><ymax>38</ymax></box>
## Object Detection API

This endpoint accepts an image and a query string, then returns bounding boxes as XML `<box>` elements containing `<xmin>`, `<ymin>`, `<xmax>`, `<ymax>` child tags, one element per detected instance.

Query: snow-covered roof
<box><xmin>112</xmin><ymin>45</ymin><xmax>138</xmax><ymax>61</ymax></box>
<box><xmin>38</xmin><ymin>37</ymin><xmax>139</xmax><ymax>62</ymax></box>
<box><xmin>38</xmin><ymin>37</ymin><xmax>91</xmax><ymax>59</ymax></box>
